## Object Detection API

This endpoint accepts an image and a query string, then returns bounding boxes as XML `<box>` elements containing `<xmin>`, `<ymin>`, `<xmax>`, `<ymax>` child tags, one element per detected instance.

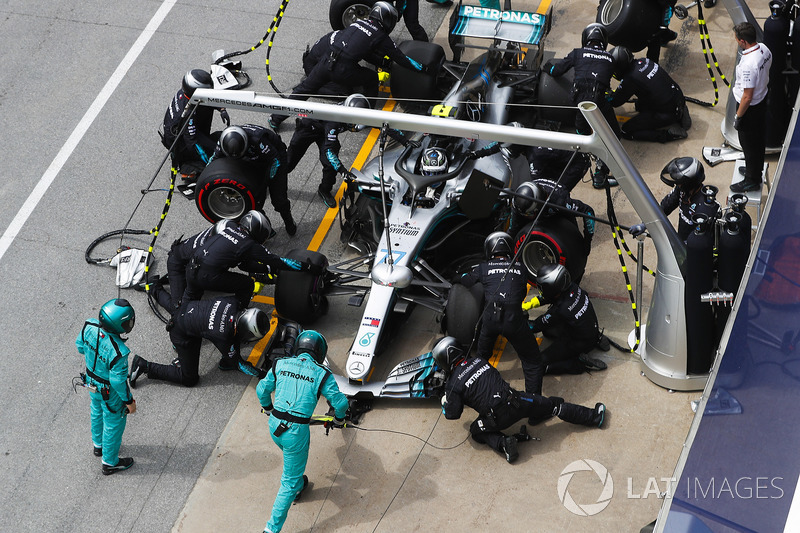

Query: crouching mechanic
<box><xmin>185</xmin><ymin>210</ymin><xmax>321</xmax><ymax>307</ymax></box>
<box><xmin>76</xmin><ymin>299</ymin><xmax>137</xmax><ymax>475</ymax></box>
<box><xmin>527</xmin><ymin>264</ymin><xmax>609</xmax><ymax>374</ymax></box>
<box><xmin>457</xmin><ymin>232</ymin><xmax>544</xmax><ymax>395</ymax></box>
<box><xmin>257</xmin><ymin>331</ymin><xmax>349</xmax><ymax>533</ymax></box>
<box><xmin>434</xmin><ymin>337</ymin><xmax>606</xmax><ymax>463</ymax></box>
<box><xmin>129</xmin><ymin>297</ymin><xmax>269</xmax><ymax>387</ymax></box>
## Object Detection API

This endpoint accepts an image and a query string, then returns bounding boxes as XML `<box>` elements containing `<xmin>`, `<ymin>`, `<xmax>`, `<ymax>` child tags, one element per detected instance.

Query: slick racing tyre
<box><xmin>330</xmin><ymin>0</ymin><xmax>376</xmax><ymax>30</ymax></box>
<box><xmin>391</xmin><ymin>41</ymin><xmax>445</xmax><ymax>103</ymax></box>
<box><xmin>195</xmin><ymin>158</ymin><xmax>265</xmax><ymax>222</ymax></box>
<box><xmin>537</xmin><ymin>68</ymin><xmax>576</xmax><ymax>131</ymax></box>
<box><xmin>444</xmin><ymin>283</ymin><xmax>484</xmax><ymax>347</ymax></box>
<box><xmin>596</xmin><ymin>0</ymin><xmax>662</xmax><ymax>52</ymax></box>
<box><xmin>514</xmin><ymin>216</ymin><xmax>588</xmax><ymax>284</ymax></box>
<box><xmin>275</xmin><ymin>249</ymin><xmax>329</xmax><ymax>324</ymax></box>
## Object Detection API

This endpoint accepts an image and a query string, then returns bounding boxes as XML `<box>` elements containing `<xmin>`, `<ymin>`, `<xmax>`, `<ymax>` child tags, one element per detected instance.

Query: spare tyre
<box><xmin>275</xmin><ymin>249</ymin><xmax>329</xmax><ymax>324</ymax></box>
<box><xmin>330</xmin><ymin>0</ymin><xmax>376</xmax><ymax>30</ymax></box>
<box><xmin>514</xmin><ymin>216</ymin><xmax>587</xmax><ymax>284</ymax></box>
<box><xmin>391</xmin><ymin>41</ymin><xmax>445</xmax><ymax>103</ymax></box>
<box><xmin>195</xmin><ymin>158</ymin><xmax>265</xmax><ymax>222</ymax></box>
<box><xmin>596</xmin><ymin>0</ymin><xmax>662</xmax><ymax>52</ymax></box>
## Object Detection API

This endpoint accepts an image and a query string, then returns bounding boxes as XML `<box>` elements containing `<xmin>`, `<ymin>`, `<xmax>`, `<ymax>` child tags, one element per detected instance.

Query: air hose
<box><xmin>212</xmin><ymin>0</ymin><xmax>293</xmax><ymax>97</ymax></box>
<box><xmin>684</xmin><ymin>2</ymin><xmax>731</xmax><ymax>108</ymax></box>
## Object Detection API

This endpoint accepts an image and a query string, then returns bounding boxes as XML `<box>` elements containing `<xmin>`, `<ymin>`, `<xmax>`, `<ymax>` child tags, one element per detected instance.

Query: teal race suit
<box><xmin>76</xmin><ymin>319</ymin><xmax>134</xmax><ymax>466</ymax></box>
<box><xmin>256</xmin><ymin>354</ymin><xmax>349</xmax><ymax>533</ymax></box>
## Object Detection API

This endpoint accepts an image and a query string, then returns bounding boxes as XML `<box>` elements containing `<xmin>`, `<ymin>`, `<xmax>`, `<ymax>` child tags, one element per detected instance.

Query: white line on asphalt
<box><xmin>0</xmin><ymin>0</ymin><xmax>177</xmax><ymax>264</ymax></box>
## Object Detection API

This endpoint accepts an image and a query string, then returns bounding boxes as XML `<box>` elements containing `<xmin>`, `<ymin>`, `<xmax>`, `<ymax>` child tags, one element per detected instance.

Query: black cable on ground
<box><xmin>695</xmin><ymin>2</ymin><xmax>730</xmax><ymax>108</ymax></box>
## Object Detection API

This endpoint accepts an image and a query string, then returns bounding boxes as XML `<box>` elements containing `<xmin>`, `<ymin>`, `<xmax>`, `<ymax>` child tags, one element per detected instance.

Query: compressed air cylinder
<box><xmin>685</xmin><ymin>214</ymin><xmax>716</xmax><ymax>375</ymax></box>
<box><xmin>764</xmin><ymin>15</ymin><xmax>791</xmax><ymax>146</ymax></box>
<box><xmin>715</xmin><ymin>212</ymin><xmax>751</xmax><ymax>344</ymax></box>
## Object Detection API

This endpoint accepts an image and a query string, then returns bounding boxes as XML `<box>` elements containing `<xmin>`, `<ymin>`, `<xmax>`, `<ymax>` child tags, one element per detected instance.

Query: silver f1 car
<box><xmin>270</xmin><ymin>5</ymin><xmax>591</xmax><ymax>398</ymax></box>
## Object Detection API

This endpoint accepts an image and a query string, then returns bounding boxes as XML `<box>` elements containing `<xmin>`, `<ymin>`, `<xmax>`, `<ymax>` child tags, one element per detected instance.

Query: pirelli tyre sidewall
<box><xmin>445</xmin><ymin>282</ymin><xmax>484</xmax><ymax>347</ymax></box>
<box><xmin>330</xmin><ymin>0</ymin><xmax>376</xmax><ymax>30</ymax></box>
<box><xmin>596</xmin><ymin>0</ymin><xmax>662</xmax><ymax>52</ymax></box>
<box><xmin>391</xmin><ymin>41</ymin><xmax>445</xmax><ymax>102</ymax></box>
<box><xmin>514</xmin><ymin>216</ymin><xmax>587</xmax><ymax>285</ymax></box>
<box><xmin>275</xmin><ymin>249</ymin><xmax>329</xmax><ymax>324</ymax></box>
<box><xmin>195</xmin><ymin>157</ymin><xmax>264</xmax><ymax>223</ymax></box>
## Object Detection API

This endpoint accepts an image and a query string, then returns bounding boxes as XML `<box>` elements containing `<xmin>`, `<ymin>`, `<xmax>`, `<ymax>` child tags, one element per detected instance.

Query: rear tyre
<box><xmin>444</xmin><ymin>283</ymin><xmax>484</xmax><ymax>347</ymax></box>
<box><xmin>330</xmin><ymin>0</ymin><xmax>376</xmax><ymax>30</ymax></box>
<box><xmin>391</xmin><ymin>41</ymin><xmax>445</xmax><ymax>103</ymax></box>
<box><xmin>195</xmin><ymin>158</ymin><xmax>264</xmax><ymax>222</ymax></box>
<box><xmin>596</xmin><ymin>0</ymin><xmax>662</xmax><ymax>52</ymax></box>
<box><xmin>275</xmin><ymin>250</ymin><xmax>329</xmax><ymax>324</ymax></box>
<box><xmin>514</xmin><ymin>216</ymin><xmax>588</xmax><ymax>284</ymax></box>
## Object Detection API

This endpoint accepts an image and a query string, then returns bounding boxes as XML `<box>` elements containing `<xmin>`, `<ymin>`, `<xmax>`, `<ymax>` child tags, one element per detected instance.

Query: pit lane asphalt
<box><xmin>0</xmin><ymin>0</ymin><xmax>774</xmax><ymax>532</ymax></box>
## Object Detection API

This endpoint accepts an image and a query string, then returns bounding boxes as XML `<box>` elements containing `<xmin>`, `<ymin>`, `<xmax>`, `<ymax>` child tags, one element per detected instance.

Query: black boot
<box><xmin>294</xmin><ymin>475</ymin><xmax>310</xmax><ymax>501</ymax></box>
<box><xmin>591</xmin><ymin>403</ymin><xmax>607</xmax><ymax>428</ymax></box>
<box><xmin>129</xmin><ymin>355</ymin><xmax>149</xmax><ymax>389</ymax></box>
<box><xmin>317</xmin><ymin>186</ymin><xmax>336</xmax><ymax>209</ymax></box>
<box><xmin>102</xmin><ymin>457</ymin><xmax>134</xmax><ymax>476</ymax></box>
<box><xmin>500</xmin><ymin>435</ymin><xmax>519</xmax><ymax>463</ymax></box>
<box><xmin>281</xmin><ymin>211</ymin><xmax>297</xmax><ymax>236</ymax></box>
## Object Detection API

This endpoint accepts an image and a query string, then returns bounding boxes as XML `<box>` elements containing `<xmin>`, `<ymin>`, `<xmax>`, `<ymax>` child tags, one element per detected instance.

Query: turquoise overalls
<box><xmin>76</xmin><ymin>319</ymin><xmax>133</xmax><ymax>467</ymax></box>
<box><xmin>257</xmin><ymin>354</ymin><xmax>349</xmax><ymax>533</ymax></box>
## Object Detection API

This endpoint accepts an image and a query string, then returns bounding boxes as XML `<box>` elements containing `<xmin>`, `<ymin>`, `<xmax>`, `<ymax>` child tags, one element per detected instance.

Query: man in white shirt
<box><xmin>731</xmin><ymin>22</ymin><xmax>772</xmax><ymax>193</ymax></box>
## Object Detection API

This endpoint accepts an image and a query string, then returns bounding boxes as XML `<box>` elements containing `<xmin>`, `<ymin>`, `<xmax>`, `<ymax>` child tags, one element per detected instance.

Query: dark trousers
<box><xmin>267</xmin><ymin>168</ymin><xmax>291</xmax><ymax>217</ymax></box>
<box><xmin>146</xmin><ymin>336</ymin><xmax>201</xmax><ymax>387</ymax></box>
<box><xmin>540</xmin><ymin>322</ymin><xmax>596</xmax><ymax>375</ymax></box>
<box><xmin>622</xmin><ymin>108</ymin><xmax>682</xmax><ymax>142</ymax></box>
<box><xmin>185</xmin><ymin>268</ymin><xmax>254</xmax><ymax>308</ymax></box>
<box><xmin>470</xmin><ymin>394</ymin><xmax>597</xmax><ymax>451</ymax></box>
<box><xmin>737</xmin><ymin>100</ymin><xmax>767</xmax><ymax>183</ymax></box>
<box><xmin>477</xmin><ymin>312</ymin><xmax>544</xmax><ymax>395</ymax></box>
<box><xmin>398</xmin><ymin>0</ymin><xmax>428</xmax><ymax>41</ymax></box>
<box><xmin>286</xmin><ymin>122</ymin><xmax>339</xmax><ymax>192</ymax></box>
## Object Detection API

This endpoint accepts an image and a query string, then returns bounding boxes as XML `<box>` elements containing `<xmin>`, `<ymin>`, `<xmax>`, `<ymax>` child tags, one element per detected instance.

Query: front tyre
<box><xmin>330</xmin><ymin>0</ymin><xmax>376</xmax><ymax>30</ymax></box>
<box><xmin>195</xmin><ymin>158</ymin><xmax>264</xmax><ymax>222</ymax></box>
<box><xmin>514</xmin><ymin>216</ymin><xmax>588</xmax><ymax>285</ymax></box>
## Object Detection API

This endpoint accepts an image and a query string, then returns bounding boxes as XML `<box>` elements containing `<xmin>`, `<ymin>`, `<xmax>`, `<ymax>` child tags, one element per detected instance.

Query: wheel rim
<box><xmin>599</xmin><ymin>0</ymin><xmax>623</xmax><ymax>24</ymax></box>
<box><xmin>520</xmin><ymin>241</ymin><xmax>558</xmax><ymax>279</ymax></box>
<box><xmin>342</xmin><ymin>4</ymin><xmax>371</xmax><ymax>27</ymax></box>
<box><xmin>207</xmin><ymin>187</ymin><xmax>247</xmax><ymax>219</ymax></box>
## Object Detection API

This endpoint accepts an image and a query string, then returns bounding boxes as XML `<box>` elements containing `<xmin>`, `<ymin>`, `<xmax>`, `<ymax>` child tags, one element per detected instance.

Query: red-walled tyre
<box><xmin>514</xmin><ymin>216</ymin><xmax>588</xmax><ymax>285</ymax></box>
<box><xmin>195</xmin><ymin>158</ymin><xmax>264</xmax><ymax>222</ymax></box>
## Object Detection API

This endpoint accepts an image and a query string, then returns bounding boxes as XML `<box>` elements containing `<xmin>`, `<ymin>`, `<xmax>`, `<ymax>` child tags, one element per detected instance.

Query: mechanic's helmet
<box><xmin>581</xmin><ymin>23</ymin><xmax>608</xmax><ymax>50</ymax></box>
<box><xmin>536</xmin><ymin>263</ymin><xmax>571</xmax><ymax>301</ymax></box>
<box><xmin>295</xmin><ymin>330</ymin><xmax>328</xmax><ymax>364</ymax></box>
<box><xmin>512</xmin><ymin>181</ymin><xmax>545</xmax><ymax>217</ymax></box>
<box><xmin>610</xmin><ymin>46</ymin><xmax>634</xmax><ymax>78</ymax></box>
<box><xmin>369</xmin><ymin>1</ymin><xmax>399</xmax><ymax>33</ymax></box>
<box><xmin>431</xmin><ymin>336</ymin><xmax>466</xmax><ymax>374</ymax></box>
<box><xmin>484</xmin><ymin>231</ymin><xmax>513</xmax><ymax>259</ymax></box>
<box><xmin>219</xmin><ymin>126</ymin><xmax>249</xmax><ymax>158</ymax></box>
<box><xmin>238</xmin><ymin>210</ymin><xmax>274</xmax><ymax>243</ymax></box>
<box><xmin>235</xmin><ymin>308</ymin><xmax>270</xmax><ymax>342</ymax></box>
<box><xmin>421</xmin><ymin>148</ymin><xmax>448</xmax><ymax>176</ymax></box>
<box><xmin>343</xmin><ymin>93</ymin><xmax>370</xmax><ymax>132</ymax></box>
<box><xmin>182</xmin><ymin>69</ymin><xmax>213</xmax><ymax>98</ymax></box>
<box><xmin>660</xmin><ymin>157</ymin><xmax>705</xmax><ymax>189</ymax></box>
<box><xmin>770</xmin><ymin>0</ymin><xmax>787</xmax><ymax>18</ymax></box>
<box><xmin>99</xmin><ymin>298</ymin><xmax>136</xmax><ymax>335</ymax></box>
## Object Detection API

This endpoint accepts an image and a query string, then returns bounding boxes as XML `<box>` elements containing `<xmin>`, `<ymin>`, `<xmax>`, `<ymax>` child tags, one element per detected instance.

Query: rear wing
<box><xmin>451</xmin><ymin>6</ymin><xmax>550</xmax><ymax>45</ymax></box>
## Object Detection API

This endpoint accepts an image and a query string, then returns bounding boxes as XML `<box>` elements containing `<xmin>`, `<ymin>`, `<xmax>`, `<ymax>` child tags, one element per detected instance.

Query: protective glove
<box><xmin>341</xmin><ymin>168</ymin><xmax>357</xmax><ymax>181</ymax></box>
<box><xmin>521</xmin><ymin>297</ymin><xmax>541</xmax><ymax>311</ymax></box>
<box><xmin>261</xmin><ymin>404</ymin><xmax>273</xmax><ymax>416</ymax></box>
<box><xmin>331</xmin><ymin>417</ymin><xmax>345</xmax><ymax>429</ymax></box>
<box><xmin>124</xmin><ymin>399</ymin><xmax>137</xmax><ymax>415</ymax></box>
<box><xmin>543</xmin><ymin>60</ymin><xmax>556</xmax><ymax>75</ymax></box>
<box><xmin>733</xmin><ymin>115</ymin><xmax>741</xmax><ymax>130</ymax></box>
<box><xmin>219</xmin><ymin>109</ymin><xmax>231</xmax><ymax>127</ymax></box>
<box><xmin>466</xmin><ymin>150</ymin><xmax>479</xmax><ymax>160</ymax></box>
